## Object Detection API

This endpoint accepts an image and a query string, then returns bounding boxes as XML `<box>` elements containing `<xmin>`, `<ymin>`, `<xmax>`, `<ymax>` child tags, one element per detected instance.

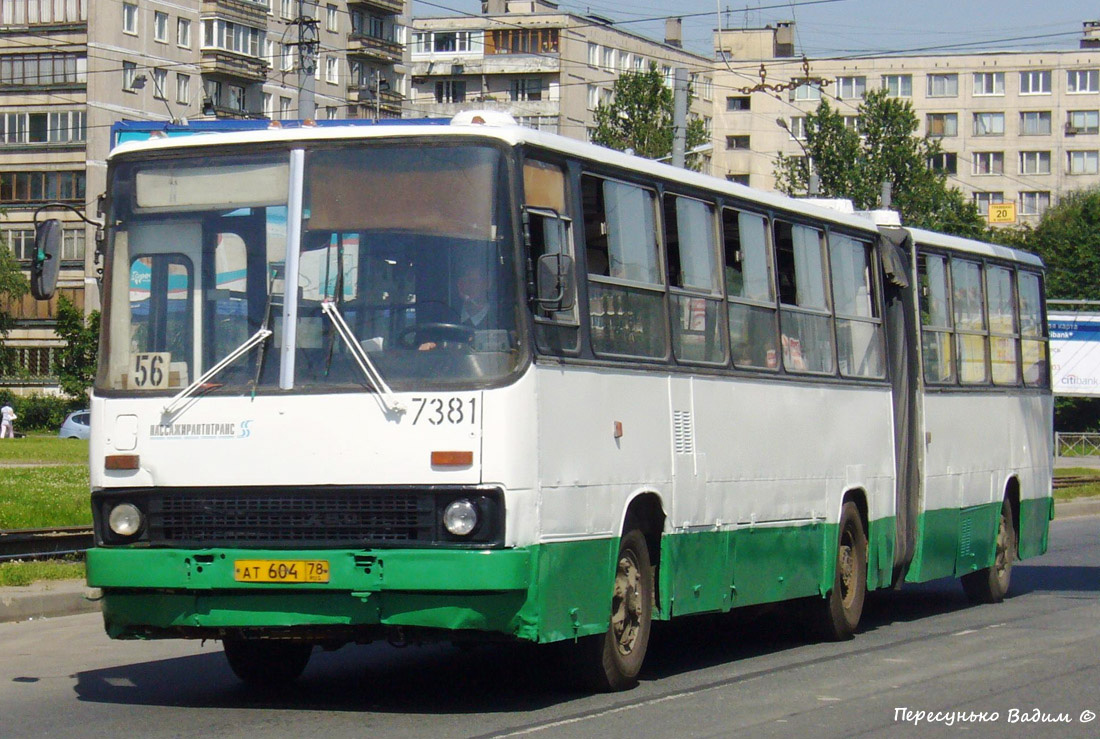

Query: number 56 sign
<box><xmin>988</xmin><ymin>202</ymin><xmax>1016</xmax><ymax>224</ymax></box>
<box><xmin>131</xmin><ymin>352</ymin><xmax>171</xmax><ymax>389</ymax></box>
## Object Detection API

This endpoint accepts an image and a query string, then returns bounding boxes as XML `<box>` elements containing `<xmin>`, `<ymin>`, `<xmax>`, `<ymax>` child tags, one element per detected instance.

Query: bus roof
<box><xmin>107</xmin><ymin>115</ymin><xmax>1042</xmax><ymax>269</ymax></box>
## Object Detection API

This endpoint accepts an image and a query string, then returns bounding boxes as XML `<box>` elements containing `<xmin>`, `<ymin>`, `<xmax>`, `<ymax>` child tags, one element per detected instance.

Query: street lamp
<box><xmin>777</xmin><ymin>117</ymin><xmax>820</xmax><ymax>196</ymax></box>
<box><xmin>655</xmin><ymin>142</ymin><xmax>713</xmax><ymax>163</ymax></box>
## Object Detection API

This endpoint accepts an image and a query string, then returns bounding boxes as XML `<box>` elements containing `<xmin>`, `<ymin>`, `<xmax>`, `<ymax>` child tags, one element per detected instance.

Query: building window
<box><xmin>726</xmin><ymin>135</ymin><xmax>750</xmax><ymax>149</ymax></box>
<box><xmin>427</xmin><ymin>31</ymin><xmax>471</xmax><ymax>52</ymax></box>
<box><xmin>151</xmin><ymin>67</ymin><xmax>167</xmax><ymax>99</ymax></box>
<box><xmin>790</xmin><ymin>82</ymin><xmax>821</xmax><ymax>101</ymax></box>
<box><xmin>122</xmin><ymin>60</ymin><xmax>137</xmax><ymax>91</ymax></box>
<box><xmin>843</xmin><ymin>115</ymin><xmax>860</xmax><ymax>131</ymax></box>
<box><xmin>0</xmin><ymin>110</ymin><xmax>86</xmax><ymax>144</ymax></box>
<box><xmin>325</xmin><ymin>55</ymin><xmax>337</xmax><ymax>84</ymax></box>
<box><xmin>204</xmin><ymin>79</ymin><xmax>245</xmax><ymax>112</ymax></box>
<box><xmin>927</xmin><ymin>112</ymin><xmax>957</xmax><ymax>137</ymax></box>
<box><xmin>486</xmin><ymin>28</ymin><xmax>558</xmax><ymax>54</ymax></box>
<box><xmin>1068</xmin><ymin>150</ymin><xmax>1100</xmax><ymax>174</ymax></box>
<box><xmin>587</xmin><ymin>42</ymin><xmax>598</xmax><ymax>66</ymax></box>
<box><xmin>973</xmin><ymin>72</ymin><xmax>1004</xmax><ymax>96</ymax></box>
<box><xmin>974</xmin><ymin>191</ymin><xmax>1005</xmax><ymax>214</ymax></box>
<box><xmin>788</xmin><ymin>116</ymin><xmax>806</xmax><ymax>140</ymax></box>
<box><xmin>1067</xmin><ymin>110</ymin><xmax>1100</xmax><ymax>134</ymax></box>
<box><xmin>1068</xmin><ymin>69</ymin><xmax>1100</xmax><ymax>94</ymax></box>
<box><xmin>1020</xmin><ymin>110</ymin><xmax>1051</xmax><ymax>135</ymax></box>
<box><xmin>177</xmin><ymin>18</ymin><xmax>191</xmax><ymax>48</ymax></box>
<box><xmin>0</xmin><ymin>170</ymin><xmax>85</xmax><ymax>204</ymax></box>
<box><xmin>1020</xmin><ymin>70</ymin><xmax>1051</xmax><ymax>95</ymax></box>
<box><xmin>726</xmin><ymin>96</ymin><xmax>750</xmax><ymax>111</ymax></box>
<box><xmin>1019</xmin><ymin>151</ymin><xmax>1051</xmax><ymax>175</ymax></box>
<box><xmin>726</xmin><ymin>174</ymin><xmax>750</xmax><ymax>185</ymax></box>
<box><xmin>262</xmin><ymin>92</ymin><xmax>273</xmax><ymax>118</ymax></box>
<box><xmin>122</xmin><ymin>2</ymin><xmax>137</xmax><ymax>34</ymax></box>
<box><xmin>326</xmin><ymin>4</ymin><xmax>337</xmax><ymax>32</ymax></box>
<box><xmin>510</xmin><ymin>77</ymin><xmax>542</xmax><ymax>102</ymax></box>
<box><xmin>973</xmin><ymin>151</ymin><xmax>1004</xmax><ymax>175</ymax></box>
<box><xmin>601</xmin><ymin>46</ymin><xmax>614</xmax><ymax>71</ymax></box>
<box><xmin>973</xmin><ymin>112</ymin><xmax>1005</xmax><ymax>136</ymax></box>
<box><xmin>0</xmin><ymin>53</ymin><xmax>84</xmax><ymax>86</ymax></box>
<box><xmin>153</xmin><ymin>11</ymin><xmax>169</xmax><ymax>42</ymax></box>
<box><xmin>836</xmin><ymin>76</ymin><xmax>865</xmax><ymax>100</ymax></box>
<box><xmin>928</xmin><ymin>152</ymin><xmax>957</xmax><ymax>174</ymax></box>
<box><xmin>4</xmin><ymin>227</ymin><xmax>83</xmax><ymax>261</ymax></box>
<box><xmin>620</xmin><ymin>53</ymin><xmax>632</xmax><ymax>73</ymax></box>
<box><xmin>201</xmin><ymin>19</ymin><xmax>264</xmax><ymax>57</ymax></box>
<box><xmin>278</xmin><ymin>95</ymin><xmax>291</xmax><ymax>118</ymax></box>
<box><xmin>280</xmin><ymin>0</ymin><xmax>292</xmax><ymax>21</ymax></box>
<box><xmin>435</xmin><ymin>79</ymin><xmax>466</xmax><ymax>103</ymax></box>
<box><xmin>0</xmin><ymin>0</ymin><xmax>86</xmax><ymax>24</ymax></box>
<box><xmin>586</xmin><ymin>84</ymin><xmax>597</xmax><ymax>110</ymax></box>
<box><xmin>634</xmin><ymin>55</ymin><xmax>645</xmax><ymax>72</ymax></box>
<box><xmin>927</xmin><ymin>73</ymin><xmax>958</xmax><ymax>97</ymax></box>
<box><xmin>176</xmin><ymin>73</ymin><xmax>189</xmax><ymax>105</ymax></box>
<box><xmin>1019</xmin><ymin>191</ymin><xmax>1051</xmax><ymax>216</ymax></box>
<box><xmin>882</xmin><ymin>74</ymin><xmax>912</xmax><ymax>97</ymax></box>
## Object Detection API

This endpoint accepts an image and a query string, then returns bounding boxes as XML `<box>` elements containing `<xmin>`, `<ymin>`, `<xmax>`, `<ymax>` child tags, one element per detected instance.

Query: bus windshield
<box><xmin>97</xmin><ymin>142</ymin><xmax>522</xmax><ymax>395</ymax></box>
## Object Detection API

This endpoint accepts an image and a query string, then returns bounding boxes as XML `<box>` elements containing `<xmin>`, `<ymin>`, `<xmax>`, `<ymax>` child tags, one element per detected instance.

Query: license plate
<box><xmin>233</xmin><ymin>559</ymin><xmax>330</xmax><ymax>584</ymax></box>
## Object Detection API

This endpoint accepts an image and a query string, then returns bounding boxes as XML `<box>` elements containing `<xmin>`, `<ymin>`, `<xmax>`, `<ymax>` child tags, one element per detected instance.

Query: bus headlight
<box><xmin>108</xmin><ymin>503</ymin><xmax>143</xmax><ymax>537</ymax></box>
<box><xmin>442</xmin><ymin>499</ymin><xmax>478</xmax><ymax>536</ymax></box>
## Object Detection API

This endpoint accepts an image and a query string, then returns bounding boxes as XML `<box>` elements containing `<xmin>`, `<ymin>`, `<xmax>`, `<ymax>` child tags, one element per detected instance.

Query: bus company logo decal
<box><xmin>149</xmin><ymin>420</ymin><xmax>254</xmax><ymax>441</ymax></box>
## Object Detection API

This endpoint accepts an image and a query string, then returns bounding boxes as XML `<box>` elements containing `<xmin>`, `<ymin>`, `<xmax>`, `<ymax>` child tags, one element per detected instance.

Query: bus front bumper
<box><xmin>86</xmin><ymin>546</ymin><xmax>535</xmax><ymax>640</ymax></box>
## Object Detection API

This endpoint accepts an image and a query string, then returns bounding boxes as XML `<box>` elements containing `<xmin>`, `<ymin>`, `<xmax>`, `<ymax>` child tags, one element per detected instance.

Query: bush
<box><xmin>0</xmin><ymin>390</ymin><xmax>83</xmax><ymax>432</ymax></box>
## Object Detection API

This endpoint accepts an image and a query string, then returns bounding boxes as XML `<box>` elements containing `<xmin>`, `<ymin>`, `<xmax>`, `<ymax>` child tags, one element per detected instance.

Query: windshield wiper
<box><xmin>320</xmin><ymin>299</ymin><xmax>406</xmax><ymax>415</ymax></box>
<box><xmin>162</xmin><ymin>327</ymin><xmax>272</xmax><ymax>416</ymax></box>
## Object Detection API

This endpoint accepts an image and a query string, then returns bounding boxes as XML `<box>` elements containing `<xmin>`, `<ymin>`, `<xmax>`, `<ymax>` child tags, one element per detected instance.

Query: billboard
<box><xmin>1049</xmin><ymin>311</ymin><xmax>1100</xmax><ymax>396</ymax></box>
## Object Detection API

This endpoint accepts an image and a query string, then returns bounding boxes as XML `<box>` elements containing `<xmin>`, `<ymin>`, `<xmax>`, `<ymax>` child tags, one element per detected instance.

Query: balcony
<box><xmin>201</xmin><ymin>0</ymin><xmax>268</xmax><ymax>27</ymax></box>
<box><xmin>199</xmin><ymin>50</ymin><xmax>268</xmax><ymax>83</ymax></box>
<box><xmin>346</xmin><ymin>85</ymin><xmax>403</xmax><ymax>115</ymax></box>
<box><xmin>347</xmin><ymin>33</ymin><xmax>403</xmax><ymax>64</ymax></box>
<box><xmin>348</xmin><ymin>0</ymin><xmax>403</xmax><ymax>15</ymax></box>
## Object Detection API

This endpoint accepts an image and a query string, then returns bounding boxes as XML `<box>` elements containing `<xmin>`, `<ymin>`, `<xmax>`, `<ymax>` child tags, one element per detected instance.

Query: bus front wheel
<box><xmin>223</xmin><ymin>638</ymin><xmax>313</xmax><ymax>686</ymax></box>
<box><xmin>577</xmin><ymin>529</ymin><xmax>654</xmax><ymax>692</ymax></box>
<box><xmin>815</xmin><ymin>501</ymin><xmax>867</xmax><ymax>641</ymax></box>
<box><xmin>961</xmin><ymin>499</ymin><xmax>1016</xmax><ymax>604</ymax></box>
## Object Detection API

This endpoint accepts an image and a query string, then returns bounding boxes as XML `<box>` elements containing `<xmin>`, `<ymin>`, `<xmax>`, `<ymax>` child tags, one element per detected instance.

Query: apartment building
<box><xmin>0</xmin><ymin>0</ymin><xmax>408</xmax><ymax>392</ymax></box>
<box><xmin>712</xmin><ymin>21</ymin><xmax>1100</xmax><ymax>226</ymax></box>
<box><xmin>408</xmin><ymin>0</ymin><xmax>713</xmax><ymax>159</ymax></box>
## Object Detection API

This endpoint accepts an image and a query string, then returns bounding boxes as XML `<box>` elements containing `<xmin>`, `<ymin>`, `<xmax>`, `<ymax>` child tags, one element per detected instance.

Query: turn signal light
<box><xmin>105</xmin><ymin>454</ymin><xmax>139</xmax><ymax>471</ymax></box>
<box><xmin>431</xmin><ymin>451</ymin><xmax>473</xmax><ymax>467</ymax></box>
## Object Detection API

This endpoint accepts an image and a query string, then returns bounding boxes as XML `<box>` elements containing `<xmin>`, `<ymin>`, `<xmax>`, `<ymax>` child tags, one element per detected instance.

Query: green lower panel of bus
<box><xmin>88</xmin><ymin>498</ymin><xmax>1050</xmax><ymax>644</ymax></box>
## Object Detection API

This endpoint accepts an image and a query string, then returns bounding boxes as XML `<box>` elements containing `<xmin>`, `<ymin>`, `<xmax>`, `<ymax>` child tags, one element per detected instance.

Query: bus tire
<box><xmin>578</xmin><ymin>529</ymin><xmax>653</xmax><ymax>692</ymax></box>
<box><xmin>961</xmin><ymin>499</ymin><xmax>1016</xmax><ymax>604</ymax></box>
<box><xmin>223</xmin><ymin>638</ymin><xmax>313</xmax><ymax>686</ymax></box>
<box><xmin>815</xmin><ymin>501</ymin><xmax>867</xmax><ymax>641</ymax></box>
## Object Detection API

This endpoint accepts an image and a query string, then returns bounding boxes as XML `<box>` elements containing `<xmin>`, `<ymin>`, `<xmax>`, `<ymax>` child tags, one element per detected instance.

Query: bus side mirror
<box><xmin>535</xmin><ymin>253</ymin><xmax>575</xmax><ymax>312</ymax></box>
<box><xmin>31</xmin><ymin>218</ymin><xmax>62</xmax><ymax>300</ymax></box>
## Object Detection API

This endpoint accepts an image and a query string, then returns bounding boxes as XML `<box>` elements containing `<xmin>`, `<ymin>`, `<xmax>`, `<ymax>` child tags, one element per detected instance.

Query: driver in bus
<box><xmin>419</xmin><ymin>263</ymin><xmax>494</xmax><ymax>351</ymax></box>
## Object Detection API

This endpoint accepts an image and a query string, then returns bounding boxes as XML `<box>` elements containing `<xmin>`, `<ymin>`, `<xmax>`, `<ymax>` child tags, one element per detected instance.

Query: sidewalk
<box><xmin>2</xmin><ymin>496</ymin><xmax>1098</xmax><ymax>624</ymax></box>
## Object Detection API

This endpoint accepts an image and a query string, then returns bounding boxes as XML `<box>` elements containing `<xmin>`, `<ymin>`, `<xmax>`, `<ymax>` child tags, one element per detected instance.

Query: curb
<box><xmin>0</xmin><ymin>580</ymin><xmax>99</xmax><ymax>624</ymax></box>
<box><xmin>1056</xmin><ymin>497</ymin><xmax>1100</xmax><ymax>519</ymax></box>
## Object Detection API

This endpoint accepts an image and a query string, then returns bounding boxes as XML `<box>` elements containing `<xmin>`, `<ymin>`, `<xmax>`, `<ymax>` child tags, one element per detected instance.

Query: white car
<box><xmin>59</xmin><ymin>410</ymin><xmax>90</xmax><ymax>440</ymax></box>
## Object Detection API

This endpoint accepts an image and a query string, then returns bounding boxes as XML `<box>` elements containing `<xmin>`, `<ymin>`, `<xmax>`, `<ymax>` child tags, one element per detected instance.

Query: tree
<box><xmin>54</xmin><ymin>295</ymin><xmax>100</xmax><ymax>399</ymax></box>
<box><xmin>591</xmin><ymin>65</ymin><xmax>709</xmax><ymax>170</ymax></box>
<box><xmin>775</xmin><ymin>89</ymin><xmax>987</xmax><ymax>239</ymax></box>
<box><xmin>0</xmin><ymin>235</ymin><xmax>29</xmax><ymax>376</ymax></box>
<box><xmin>1013</xmin><ymin>187</ymin><xmax>1100</xmax><ymax>300</ymax></box>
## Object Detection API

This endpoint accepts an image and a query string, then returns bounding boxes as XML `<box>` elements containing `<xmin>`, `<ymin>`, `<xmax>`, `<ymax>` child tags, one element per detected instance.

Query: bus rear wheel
<box><xmin>223</xmin><ymin>638</ymin><xmax>313</xmax><ymax>686</ymax></box>
<box><xmin>961</xmin><ymin>499</ymin><xmax>1016</xmax><ymax>604</ymax></box>
<box><xmin>577</xmin><ymin>529</ymin><xmax>653</xmax><ymax>692</ymax></box>
<box><xmin>814</xmin><ymin>501</ymin><xmax>867</xmax><ymax>641</ymax></box>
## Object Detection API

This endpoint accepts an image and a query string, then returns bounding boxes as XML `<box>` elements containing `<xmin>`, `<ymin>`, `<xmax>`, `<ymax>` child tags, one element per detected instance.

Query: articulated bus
<box><xmin>34</xmin><ymin>113</ymin><xmax>1052</xmax><ymax>691</ymax></box>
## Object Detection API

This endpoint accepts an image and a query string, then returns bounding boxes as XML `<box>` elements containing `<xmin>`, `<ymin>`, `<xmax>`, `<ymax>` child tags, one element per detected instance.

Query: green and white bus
<box><xmin>36</xmin><ymin>113</ymin><xmax>1052</xmax><ymax>691</ymax></box>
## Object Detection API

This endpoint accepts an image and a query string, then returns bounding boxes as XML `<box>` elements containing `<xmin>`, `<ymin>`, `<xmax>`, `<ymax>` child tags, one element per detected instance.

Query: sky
<box><xmin>411</xmin><ymin>0</ymin><xmax>1100</xmax><ymax>59</ymax></box>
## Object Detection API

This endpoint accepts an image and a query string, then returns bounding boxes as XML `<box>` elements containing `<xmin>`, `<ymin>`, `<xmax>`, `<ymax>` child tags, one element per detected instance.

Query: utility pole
<box><xmin>296</xmin><ymin>0</ymin><xmax>318</xmax><ymax>120</ymax></box>
<box><xmin>671</xmin><ymin>68</ymin><xmax>688</xmax><ymax>168</ymax></box>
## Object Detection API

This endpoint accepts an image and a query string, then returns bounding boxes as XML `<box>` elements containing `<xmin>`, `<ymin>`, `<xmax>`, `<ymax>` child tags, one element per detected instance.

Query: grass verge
<box><xmin>1053</xmin><ymin>466</ymin><xmax>1100</xmax><ymax>501</ymax></box>
<box><xmin>0</xmin><ymin>559</ymin><xmax>85</xmax><ymax>587</ymax></box>
<box><xmin>0</xmin><ymin>436</ymin><xmax>88</xmax><ymax>465</ymax></box>
<box><xmin>0</xmin><ymin>465</ymin><xmax>91</xmax><ymax>529</ymax></box>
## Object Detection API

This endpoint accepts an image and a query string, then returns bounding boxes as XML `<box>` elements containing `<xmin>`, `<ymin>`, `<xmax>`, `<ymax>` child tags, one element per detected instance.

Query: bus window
<box><xmin>664</xmin><ymin>194</ymin><xmax>725</xmax><ymax>364</ymax></box>
<box><xmin>582</xmin><ymin>175</ymin><xmax>667</xmax><ymax>359</ymax></box>
<box><xmin>127</xmin><ymin>253</ymin><xmax>193</xmax><ymax>389</ymax></box>
<box><xmin>525</xmin><ymin>158</ymin><xmax>578</xmax><ymax>355</ymax></box>
<box><xmin>918</xmin><ymin>252</ymin><xmax>955</xmax><ymax>384</ymax></box>
<box><xmin>1018</xmin><ymin>271</ymin><xmax>1048</xmax><ymax>386</ymax></box>
<box><xmin>987</xmin><ymin>266</ymin><xmax>1019</xmax><ymax>385</ymax></box>
<box><xmin>723</xmin><ymin>208</ymin><xmax>778</xmax><ymax>370</ymax></box>
<box><xmin>830</xmin><ymin>234</ymin><xmax>884</xmax><ymax>378</ymax></box>
<box><xmin>952</xmin><ymin>258</ymin><xmax>989</xmax><ymax>384</ymax></box>
<box><xmin>774</xmin><ymin>221</ymin><xmax>834</xmax><ymax>374</ymax></box>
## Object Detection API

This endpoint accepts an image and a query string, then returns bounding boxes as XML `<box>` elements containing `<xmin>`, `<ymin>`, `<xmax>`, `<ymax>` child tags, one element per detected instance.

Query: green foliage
<box><xmin>591</xmin><ymin>65</ymin><xmax>710</xmax><ymax>170</ymax></box>
<box><xmin>53</xmin><ymin>296</ymin><xmax>100</xmax><ymax>400</ymax></box>
<box><xmin>0</xmin><ymin>559</ymin><xmax>85</xmax><ymax>587</ymax></box>
<box><xmin>0</xmin><ymin>464</ymin><xmax>91</xmax><ymax>528</ymax></box>
<box><xmin>0</xmin><ymin>234</ymin><xmax>30</xmax><ymax>376</ymax></box>
<box><xmin>0</xmin><ymin>390</ymin><xmax>83</xmax><ymax>432</ymax></box>
<box><xmin>775</xmin><ymin>89</ymin><xmax>987</xmax><ymax>239</ymax></box>
<box><xmin>1014</xmin><ymin>187</ymin><xmax>1100</xmax><ymax>300</ymax></box>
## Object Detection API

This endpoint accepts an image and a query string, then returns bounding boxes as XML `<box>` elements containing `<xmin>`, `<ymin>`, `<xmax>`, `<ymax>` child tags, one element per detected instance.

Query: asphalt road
<box><xmin>2</xmin><ymin>515</ymin><xmax>1098</xmax><ymax>739</ymax></box>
